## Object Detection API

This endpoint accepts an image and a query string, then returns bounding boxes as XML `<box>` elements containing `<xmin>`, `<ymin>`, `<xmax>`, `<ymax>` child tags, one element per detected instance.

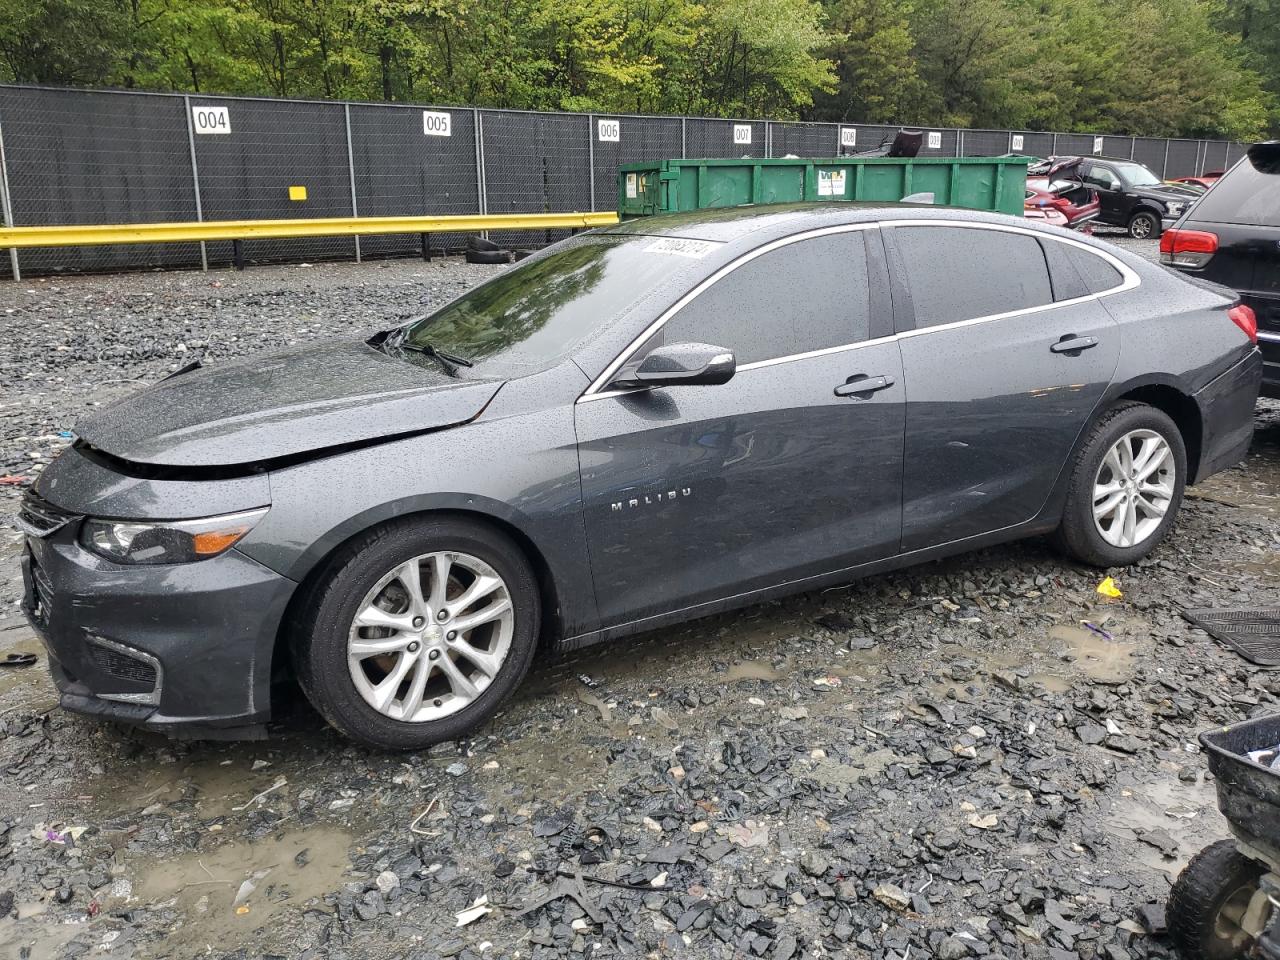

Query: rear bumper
<box><xmin>20</xmin><ymin>530</ymin><xmax>295</xmax><ymax>737</ymax></box>
<box><xmin>1192</xmin><ymin>348</ymin><xmax>1264</xmax><ymax>484</ymax></box>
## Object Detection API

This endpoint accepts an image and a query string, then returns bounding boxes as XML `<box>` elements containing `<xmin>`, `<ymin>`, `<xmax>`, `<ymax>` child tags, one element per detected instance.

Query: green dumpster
<box><xmin>617</xmin><ymin>156</ymin><xmax>1030</xmax><ymax>219</ymax></box>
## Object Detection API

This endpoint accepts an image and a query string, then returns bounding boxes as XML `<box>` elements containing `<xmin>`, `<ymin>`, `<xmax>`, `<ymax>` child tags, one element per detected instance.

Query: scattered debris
<box><xmin>1096</xmin><ymin>576</ymin><xmax>1123</xmax><ymax>599</ymax></box>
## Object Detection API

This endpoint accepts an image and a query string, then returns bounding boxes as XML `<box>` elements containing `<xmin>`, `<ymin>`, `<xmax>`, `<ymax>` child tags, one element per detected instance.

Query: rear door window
<box><xmin>1190</xmin><ymin>151</ymin><xmax>1280</xmax><ymax>227</ymax></box>
<box><xmin>893</xmin><ymin>226</ymin><xmax>1054</xmax><ymax>328</ymax></box>
<box><xmin>662</xmin><ymin>231</ymin><xmax>871</xmax><ymax>364</ymax></box>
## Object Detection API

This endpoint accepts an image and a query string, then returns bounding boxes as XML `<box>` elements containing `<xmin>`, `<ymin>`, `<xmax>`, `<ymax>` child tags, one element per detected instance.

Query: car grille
<box><xmin>88</xmin><ymin>642</ymin><xmax>159</xmax><ymax>686</ymax></box>
<box><xmin>16</xmin><ymin>491</ymin><xmax>82</xmax><ymax>539</ymax></box>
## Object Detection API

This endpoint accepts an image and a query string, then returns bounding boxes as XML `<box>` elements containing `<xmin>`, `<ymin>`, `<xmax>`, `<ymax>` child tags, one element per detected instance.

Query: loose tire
<box><xmin>1054</xmin><ymin>401</ymin><xmax>1186</xmax><ymax>567</ymax></box>
<box><xmin>292</xmin><ymin>517</ymin><xmax>539</xmax><ymax>750</ymax></box>
<box><xmin>1128</xmin><ymin>209</ymin><xmax>1161</xmax><ymax>239</ymax></box>
<box><xmin>1169</xmin><ymin>840</ymin><xmax>1265</xmax><ymax>960</ymax></box>
<box><xmin>465</xmin><ymin>248</ymin><xmax>512</xmax><ymax>265</ymax></box>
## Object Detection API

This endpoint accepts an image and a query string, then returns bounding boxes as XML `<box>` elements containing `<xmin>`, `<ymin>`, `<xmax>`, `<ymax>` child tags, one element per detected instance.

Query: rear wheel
<box><xmin>1128</xmin><ymin>209</ymin><xmax>1160</xmax><ymax>239</ymax></box>
<box><xmin>1054</xmin><ymin>401</ymin><xmax>1186</xmax><ymax>566</ymax></box>
<box><xmin>1169</xmin><ymin>840</ymin><xmax>1265</xmax><ymax>960</ymax></box>
<box><xmin>292</xmin><ymin>517</ymin><xmax>539</xmax><ymax>750</ymax></box>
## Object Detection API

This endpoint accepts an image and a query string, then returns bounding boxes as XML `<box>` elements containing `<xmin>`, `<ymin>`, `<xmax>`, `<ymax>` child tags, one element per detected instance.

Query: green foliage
<box><xmin>0</xmin><ymin>0</ymin><xmax>1273</xmax><ymax>137</ymax></box>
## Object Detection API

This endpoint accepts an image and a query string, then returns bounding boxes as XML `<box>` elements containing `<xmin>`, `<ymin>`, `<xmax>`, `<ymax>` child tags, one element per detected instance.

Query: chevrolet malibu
<box><xmin>18</xmin><ymin>204</ymin><xmax>1263</xmax><ymax>750</ymax></box>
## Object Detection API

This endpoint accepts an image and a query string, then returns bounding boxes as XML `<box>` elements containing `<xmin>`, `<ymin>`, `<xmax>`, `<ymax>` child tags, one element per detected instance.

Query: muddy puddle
<box><xmin>1103</xmin><ymin>769</ymin><xmax>1229</xmax><ymax>876</ymax></box>
<box><xmin>129</xmin><ymin>826</ymin><xmax>353</xmax><ymax>955</ymax></box>
<box><xmin>1044</xmin><ymin>623</ymin><xmax>1140</xmax><ymax>685</ymax></box>
<box><xmin>0</xmin><ymin>826</ymin><xmax>352</xmax><ymax>960</ymax></box>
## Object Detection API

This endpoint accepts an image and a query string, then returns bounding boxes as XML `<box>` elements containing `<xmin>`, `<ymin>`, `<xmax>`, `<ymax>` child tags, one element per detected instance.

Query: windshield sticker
<box><xmin>645</xmin><ymin>238</ymin><xmax>718</xmax><ymax>258</ymax></box>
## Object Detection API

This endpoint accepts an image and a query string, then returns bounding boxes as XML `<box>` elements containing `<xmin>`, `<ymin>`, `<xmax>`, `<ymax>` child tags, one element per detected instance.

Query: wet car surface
<box><xmin>10</xmin><ymin>206</ymin><xmax>1265</xmax><ymax>752</ymax></box>
<box><xmin>1</xmin><ymin>245</ymin><xmax>1277</xmax><ymax>960</ymax></box>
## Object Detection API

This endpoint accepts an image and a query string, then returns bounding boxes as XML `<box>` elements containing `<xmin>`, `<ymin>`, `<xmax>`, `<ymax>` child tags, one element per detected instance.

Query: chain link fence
<box><xmin>0</xmin><ymin>83</ymin><xmax>1250</xmax><ymax>278</ymax></box>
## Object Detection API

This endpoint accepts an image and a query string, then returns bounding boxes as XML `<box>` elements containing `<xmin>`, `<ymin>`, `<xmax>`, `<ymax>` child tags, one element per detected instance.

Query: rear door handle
<box><xmin>834</xmin><ymin>374</ymin><xmax>895</xmax><ymax>397</ymax></box>
<box><xmin>1051</xmin><ymin>335</ymin><xmax>1099</xmax><ymax>354</ymax></box>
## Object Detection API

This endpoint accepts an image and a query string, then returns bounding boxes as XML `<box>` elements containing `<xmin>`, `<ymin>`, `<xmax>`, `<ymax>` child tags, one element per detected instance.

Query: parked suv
<box><xmin>1162</xmin><ymin>141</ymin><xmax>1280</xmax><ymax>398</ymax></box>
<box><xmin>1078</xmin><ymin>157</ymin><xmax>1196</xmax><ymax>239</ymax></box>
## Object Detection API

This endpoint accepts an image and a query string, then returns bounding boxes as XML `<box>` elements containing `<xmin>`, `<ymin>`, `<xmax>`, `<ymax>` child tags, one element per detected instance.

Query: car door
<box><xmin>1081</xmin><ymin>161</ymin><xmax>1127</xmax><ymax>225</ymax></box>
<box><xmin>884</xmin><ymin>223</ymin><xmax>1122</xmax><ymax>552</ymax></box>
<box><xmin>574</xmin><ymin>227</ymin><xmax>905</xmax><ymax>628</ymax></box>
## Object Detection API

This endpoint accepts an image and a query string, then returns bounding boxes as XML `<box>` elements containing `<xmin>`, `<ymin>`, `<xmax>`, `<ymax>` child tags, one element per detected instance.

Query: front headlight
<box><xmin>80</xmin><ymin>507</ymin><xmax>268</xmax><ymax>564</ymax></box>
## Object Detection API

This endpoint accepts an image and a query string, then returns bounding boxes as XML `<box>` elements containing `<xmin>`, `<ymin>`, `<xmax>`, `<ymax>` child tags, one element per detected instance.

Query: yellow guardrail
<box><xmin>0</xmin><ymin>211</ymin><xmax>620</xmax><ymax>249</ymax></box>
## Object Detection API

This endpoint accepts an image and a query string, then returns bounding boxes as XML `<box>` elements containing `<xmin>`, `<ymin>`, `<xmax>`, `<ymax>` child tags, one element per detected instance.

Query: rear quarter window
<box><xmin>1064</xmin><ymin>246</ymin><xmax>1124</xmax><ymax>295</ymax></box>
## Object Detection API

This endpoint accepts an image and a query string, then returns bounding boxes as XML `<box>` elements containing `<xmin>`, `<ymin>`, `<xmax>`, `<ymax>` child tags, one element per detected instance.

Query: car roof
<box><xmin>601</xmin><ymin>202</ymin><xmax>1021</xmax><ymax>244</ymax></box>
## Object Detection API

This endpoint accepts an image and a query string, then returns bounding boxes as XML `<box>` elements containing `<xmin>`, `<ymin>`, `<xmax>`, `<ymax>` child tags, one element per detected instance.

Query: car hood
<box><xmin>74</xmin><ymin>340</ymin><xmax>503</xmax><ymax>468</ymax></box>
<box><xmin>1132</xmin><ymin>184</ymin><xmax>1195</xmax><ymax>204</ymax></box>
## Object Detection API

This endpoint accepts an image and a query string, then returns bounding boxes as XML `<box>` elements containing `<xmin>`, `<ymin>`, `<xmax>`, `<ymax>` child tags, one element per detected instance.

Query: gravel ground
<box><xmin>1</xmin><ymin>237</ymin><xmax>1278</xmax><ymax>960</ymax></box>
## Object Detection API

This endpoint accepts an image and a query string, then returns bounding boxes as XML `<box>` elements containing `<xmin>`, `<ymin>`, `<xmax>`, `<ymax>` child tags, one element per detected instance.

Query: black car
<box><xmin>1077</xmin><ymin>157</ymin><xmax>1197</xmax><ymax>239</ymax></box>
<box><xmin>1162</xmin><ymin>141</ymin><xmax>1280</xmax><ymax>398</ymax></box>
<box><xmin>17</xmin><ymin>204</ymin><xmax>1263</xmax><ymax>750</ymax></box>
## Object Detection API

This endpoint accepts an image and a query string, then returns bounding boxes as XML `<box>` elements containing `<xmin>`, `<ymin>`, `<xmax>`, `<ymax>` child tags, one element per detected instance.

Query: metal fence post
<box><xmin>344</xmin><ymin>102</ymin><xmax>360</xmax><ymax>263</ymax></box>
<box><xmin>681</xmin><ymin>117</ymin><xmax>687</xmax><ymax>159</ymax></box>
<box><xmin>587</xmin><ymin>114</ymin><xmax>596</xmax><ymax>212</ymax></box>
<box><xmin>1162</xmin><ymin>139</ymin><xmax>1170</xmax><ymax>179</ymax></box>
<box><xmin>473</xmin><ymin>108</ymin><xmax>486</xmax><ymax>215</ymax></box>
<box><xmin>956</xmin><ymin>129</ymin><xmax>963</xmax><ymax>157</ymax></box>
<box><xmin>182</xmin><ymin>95</ymin><xmax>209</xmax><ymax>272</ymax></box>
<box><xmin>1129</xmin><ymin>137</ymin><xmax>1136</xmax><ymax>160</ymax></box>
<box><xmin>0</xmin><ymin>103</ymin><xmax>19</xmax><ymax>281</ymax></box>
<box><xmin>1051</xmin><ymin>132</ymin><xmax>1059</xmax><ymax>156</ymax></box>
<box><xmin>765</xmin><ymin>121</ymin><xmax>771</xmax><ymax>158</ymax></box>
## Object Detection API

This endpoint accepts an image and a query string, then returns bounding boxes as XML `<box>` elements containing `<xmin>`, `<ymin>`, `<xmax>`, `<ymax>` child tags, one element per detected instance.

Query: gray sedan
<box><xmin>18</xmin><ymin>203</ymin><xmax>1263</xmax><ymax>749</ymax></box>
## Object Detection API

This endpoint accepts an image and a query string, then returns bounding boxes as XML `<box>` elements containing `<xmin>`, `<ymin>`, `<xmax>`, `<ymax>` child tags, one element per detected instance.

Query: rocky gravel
<box><xmin>1</xmin><ymin>243</ymin><xmax>1279</xmax><ymax>960</ymax></box>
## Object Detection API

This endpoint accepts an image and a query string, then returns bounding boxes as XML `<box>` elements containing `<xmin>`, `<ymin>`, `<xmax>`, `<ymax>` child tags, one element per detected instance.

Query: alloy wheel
<box><xmin>1092</xmin><ymin>428</ymin><xmax>1175</xmax><ymax>548</ymax></box>
<box><xmin>347</xmin><ymin>551</ymin><xmax>514</xmax><ymax>722</ymax></box>
<box><xmin>1130</xmin><ymin>215</ymin><xmax>1154</xmax><ymax>239</ymax></box>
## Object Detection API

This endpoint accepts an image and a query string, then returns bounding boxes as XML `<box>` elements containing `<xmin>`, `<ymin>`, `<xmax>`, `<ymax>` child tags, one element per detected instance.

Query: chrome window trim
<box><xmin>1258</xmin><ymin>330</ymin><xmax>1280</xmax><ymax>344</ymax></box>
<box><xmin>579</xmin><ymin>223</ymin><xmax>878</xmax><ymax>401</ymax></box>
<box><xmin>576</xmin><ymin>218</ymin><xmax>1140</xmax><ymax>404</ymax></box>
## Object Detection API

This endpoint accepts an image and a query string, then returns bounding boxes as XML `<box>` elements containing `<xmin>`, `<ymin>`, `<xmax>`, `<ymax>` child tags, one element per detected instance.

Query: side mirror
<box><xmin>611</xmin><ymin>342</ymin><xmax>736</xmax><ymax>390</ymax></box>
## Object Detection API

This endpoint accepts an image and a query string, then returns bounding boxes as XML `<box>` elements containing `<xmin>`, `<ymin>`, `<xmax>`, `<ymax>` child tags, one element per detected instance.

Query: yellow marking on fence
<box><xmin>288</xmin><ymin>185</ymin><xmax>308</xmax><ymax>201</ymax></box>
<box><xmin>0</xmin><ymin>211</ymin><xmax>620</xmax><ymax>249</ymax></box>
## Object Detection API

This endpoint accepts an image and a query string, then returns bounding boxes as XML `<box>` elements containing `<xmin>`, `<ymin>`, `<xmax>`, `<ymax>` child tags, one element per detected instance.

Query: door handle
<box><xmin>834</xmin><ymin>374</ymin><xmax>895</xmax><ymax>397</ymax></box>
<box><xmin>1050</xmin><ymin>335</ymin><xmax>1099</xmax><ymax>354</ymax></box>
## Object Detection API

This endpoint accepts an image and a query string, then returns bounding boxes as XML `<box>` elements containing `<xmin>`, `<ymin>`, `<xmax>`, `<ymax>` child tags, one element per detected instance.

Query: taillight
<box><xmin>1228</xmin><ymin>304</ymin><xmax>1258</xmax><ymax>344</ymax></box>
<box><xmin>1160</xmin><ymin>228</ymin><xmax>1218</xmax><ymax>268</ymax></box>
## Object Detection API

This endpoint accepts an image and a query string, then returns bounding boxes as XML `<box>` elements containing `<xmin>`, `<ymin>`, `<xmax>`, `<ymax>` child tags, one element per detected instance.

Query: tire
<box><xmin>1128</xmin><ymin>209</ymin><xmax>1161</xmax><ymax>239</ymax></box>
<box><xmin>1169</xmin><ymin>840</ymin><xmax>1265</xmax><ymax>960</ymax></box>
<box><xmin>465</xmin><ymin>248</ymin><xmax>512</xmax><ymax>265</ymax></box>
<box><xmin>1053</xmin><ymin>401</ymin><xmax>1187</xmax><ymax>567</ymax></box>
<box><xmin>466</xmin><ymin>236</ymin><xmax>500</xmax><ymax>252</ymax></box>
<box><xmin>291</xmin><ymin>516</ymin><xmax>540</xmax><ymax>750</ymax></box>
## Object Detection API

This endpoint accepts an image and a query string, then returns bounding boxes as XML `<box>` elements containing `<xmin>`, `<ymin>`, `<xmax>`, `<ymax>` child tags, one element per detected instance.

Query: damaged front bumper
<box><xmin>17</xmin><ymin>447</ymin><xmax>297</xmax><ymax>738</ymax></box>
<box><xmin>20</xmin><ymin>529</ymin><xmax>295</xmax><ymax>738</ymax></box>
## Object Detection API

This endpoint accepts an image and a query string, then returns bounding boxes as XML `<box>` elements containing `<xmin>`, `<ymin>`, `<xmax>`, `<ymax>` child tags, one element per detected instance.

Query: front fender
<box><xmin>236</xmin><ymin>407</ymin><xmax>600</xmax><ymax>639</ymax></box>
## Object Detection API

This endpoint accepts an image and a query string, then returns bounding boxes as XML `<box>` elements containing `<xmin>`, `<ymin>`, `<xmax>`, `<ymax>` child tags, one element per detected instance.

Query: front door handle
<box><xmin>1051</xmin><ymin>335</ymin><xmax>1099</xmax><ymax>354</ymax></box>
<box><xmin>834</xmin><ymin>374</ymin><xmax>895</xmax><ymax>398</ymax></box>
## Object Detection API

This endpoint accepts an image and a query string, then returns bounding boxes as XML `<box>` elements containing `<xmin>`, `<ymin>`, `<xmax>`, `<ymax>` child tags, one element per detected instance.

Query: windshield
<box><xmin>394</xmin><ymin>235</ymin><xmax>707</xmax><ymax>378</ymax></box>
<box><xmin>1110</xmin><ymin>161</ymin><xmax>1163</xmax><ymax>187</ymax></box>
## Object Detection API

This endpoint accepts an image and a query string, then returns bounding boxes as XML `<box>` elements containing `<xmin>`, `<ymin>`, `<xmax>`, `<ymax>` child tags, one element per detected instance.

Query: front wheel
<box><xmin>1053</xmin><ymin>401</ymin><xmax>1186</xmax><ymax>567</ymax></box>
<box><xmin>1128</xmin><ymin>210</ymin><xmax>1161</xmax><ymax>239</ymax></box>
<box><xmin>1169</xmin><ymin>840</ymin><xmax>1265</xmax><ymax>960</ymax></box>
<box><xmin>292</xmin><ymin>517</ymin><xmax>540</xmax><ymax>750</ymax></box>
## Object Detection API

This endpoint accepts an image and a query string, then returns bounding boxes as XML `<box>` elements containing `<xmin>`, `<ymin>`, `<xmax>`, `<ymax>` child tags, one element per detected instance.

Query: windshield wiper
<box><xmin>382</xmin><ymin>326</ymin><xmax>474</xmax><ymax>373</ymax></box>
